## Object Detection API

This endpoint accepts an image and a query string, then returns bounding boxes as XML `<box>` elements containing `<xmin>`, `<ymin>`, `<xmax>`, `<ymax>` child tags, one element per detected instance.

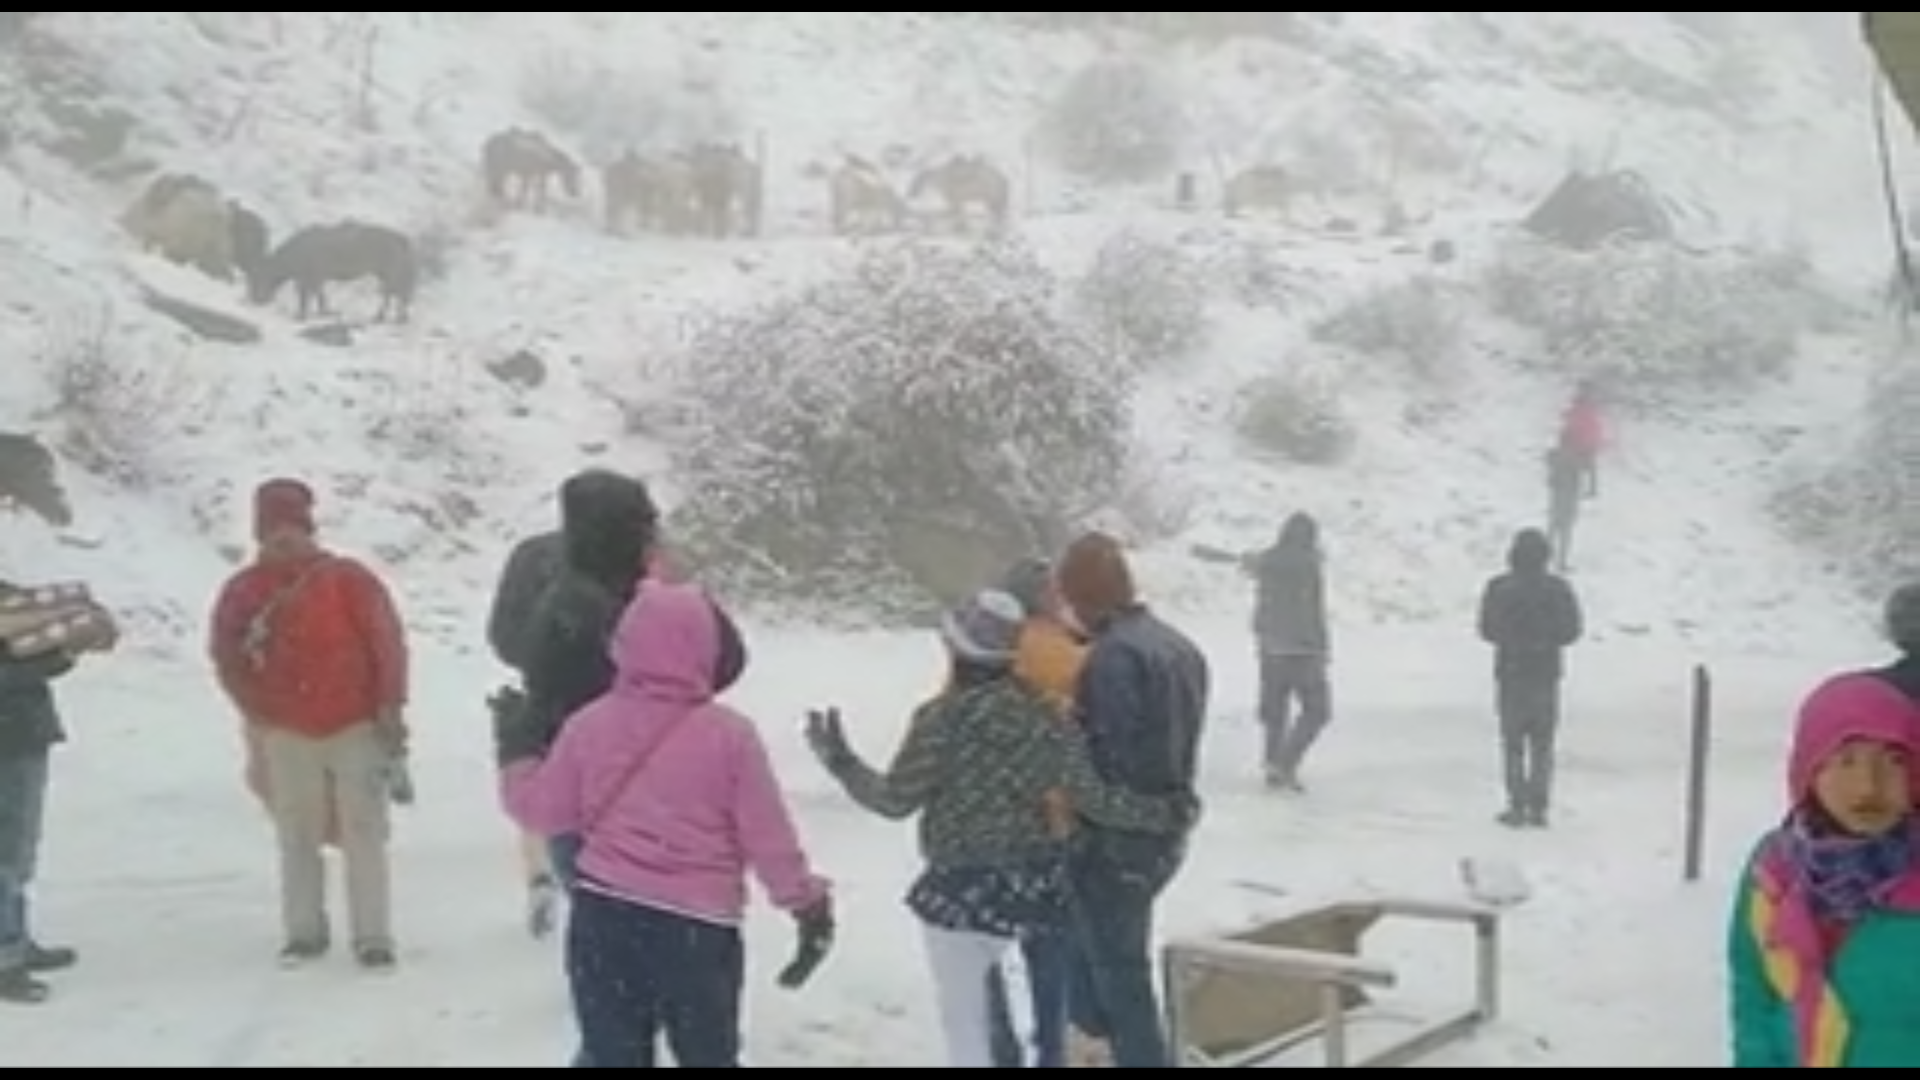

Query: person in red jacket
<box><xmin>208</xmin><ymin>479</ymin><xmax>410</xmax><ymax>971</ymax></box>
<box><xmin>1557</xmin><ymin>381</ymin><xmax>1605</xmax><ymax>498</ymax></box>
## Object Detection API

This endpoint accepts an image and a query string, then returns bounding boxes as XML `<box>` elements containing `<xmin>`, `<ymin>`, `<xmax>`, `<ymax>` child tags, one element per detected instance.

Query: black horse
<box><xmin>0</xmin><ymin>432</ymin><xmax>71</xmax><ymax>528</ymax></box>
<box><xmin>249</xmin><ymin>220</ymin><xmax>417</xmax><ymax>322</ymax></box>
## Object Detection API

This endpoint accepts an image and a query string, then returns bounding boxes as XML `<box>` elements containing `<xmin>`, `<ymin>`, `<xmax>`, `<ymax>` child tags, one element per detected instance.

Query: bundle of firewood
<box><xmin>0</xmin><ymin>581</ymin><xmax>118</xmax><ymax>656</ymax></box>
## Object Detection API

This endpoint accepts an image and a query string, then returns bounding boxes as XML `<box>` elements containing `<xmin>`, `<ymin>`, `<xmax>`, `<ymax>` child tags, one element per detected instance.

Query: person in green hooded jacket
<box><xmin>1726</xmin><ymin>672</ymin><xmax>1920</xmax><ymax>1067</ymax></box>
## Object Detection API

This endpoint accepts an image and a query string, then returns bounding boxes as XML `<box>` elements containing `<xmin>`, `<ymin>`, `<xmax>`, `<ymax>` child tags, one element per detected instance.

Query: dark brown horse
<box><xmin>0</xmin><ymin>432</ymin><xmax>71</xmax><ymax>528</ymax></box>
<box><xmin>249</xmin><ymin>221</ymin><xmax>416</xmax><ymax>322</ymax></box>
<box><xmin>482</xmin><ymin>128</ymin><xmax>580</xmax><ymax>211</ymax></box>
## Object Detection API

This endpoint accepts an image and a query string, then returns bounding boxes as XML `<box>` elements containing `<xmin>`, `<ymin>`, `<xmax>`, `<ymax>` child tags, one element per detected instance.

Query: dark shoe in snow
<box><xmin>25</xmin><ymin>943</ymin><xmax>76</xmax><ymax>973</ymax></box>
<box><xmin>278</xmin><ymin>939</ymin><xmax>329</xmax><ymax>967</ymax></box>
<box><xmin>355</xmin><ymin>945</ymin><xmax>397</xmax><ymax>972</ymax></box>
<box><xmin>1497</xmin><ymin>808</ymin><xmax>1527</xmax><ymax>828</ymax></box>
<box><xmin>0</xmin><ymin>967</ymin><xmax>49</xmax><ymax>1004</ymax></box>
<box><xmin>527</xmin><ymin>874</ymin><xmax>559</xmax><ymax>939</ymax></box>
<box><xmin>1526</xmin><ymin>808</ymin><xmax>1550</xmax><ymax>829</ymax></box>
<box><xmin>1264</xmin><ymin>767</ymin><xmax>1304</xmax><ymax>793</ymax></box>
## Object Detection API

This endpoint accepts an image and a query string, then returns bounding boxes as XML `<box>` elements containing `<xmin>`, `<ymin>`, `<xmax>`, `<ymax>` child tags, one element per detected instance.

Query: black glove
<box><xmin>491</xmin><ymin>686</ymin><xmax>546</xmax><ymax>767</ymax></box>
<box><xmin>777</xmin><ymin>895</ymin><xmax>835</xmax><ymax>989</ymax></box>
<box><xmin>385</xmin><ymin>757</ymin><xmax>416</xmax><ymax>806</ymax></box>
<box><xmin>804</xmin><ymin>707</ymin><xmax>852</xmax><ymax>769</ymax></box>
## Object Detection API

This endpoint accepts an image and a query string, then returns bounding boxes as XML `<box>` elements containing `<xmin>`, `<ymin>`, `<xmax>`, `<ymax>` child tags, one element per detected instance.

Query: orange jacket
<box><xmin>1015</xmin><ymin>616</ymin><xmax>1087</xmax><ymax>718</ymax></box>
<box><xmin>210</xmin><ymin>552</ymin><xmax>408</xmax><ymax>739</ymax></box>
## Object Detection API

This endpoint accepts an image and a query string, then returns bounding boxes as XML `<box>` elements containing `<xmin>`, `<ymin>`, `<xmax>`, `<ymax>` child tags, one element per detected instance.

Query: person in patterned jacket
<box><xmin>805</xmin><ymin>588</ymin><xmax>1194</xmax><ymax>1068</ymax></box>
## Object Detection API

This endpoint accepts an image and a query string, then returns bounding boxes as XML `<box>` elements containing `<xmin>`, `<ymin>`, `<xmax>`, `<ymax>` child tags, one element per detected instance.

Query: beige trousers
<box><xmin>255</xmin><ymin>723</ymin><xmax>393</xmax><ymax>950</ymax></box>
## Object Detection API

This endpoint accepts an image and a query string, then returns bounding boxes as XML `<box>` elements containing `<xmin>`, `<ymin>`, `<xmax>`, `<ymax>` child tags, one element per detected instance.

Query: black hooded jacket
<box><xmin>1251</xmin><ymin>512</ymin><xmax>1328</xmax><ymax>656</ymax></box>
<box><xmin>1477</xmin><ymin>529</ymin><xmax>1583</xmax><ymax>682</ymax></box>
<box><xmin>519</xmin><ymin>471</ymin><xmax>658</xmax><ymax>750</ymax></box>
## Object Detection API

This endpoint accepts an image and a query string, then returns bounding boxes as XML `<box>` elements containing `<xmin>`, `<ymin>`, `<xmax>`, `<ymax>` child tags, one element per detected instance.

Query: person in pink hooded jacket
<box><xmin>495</xmin><ymin>580</ymin><xmax>831</xmax><ymax>1067</ymax></box>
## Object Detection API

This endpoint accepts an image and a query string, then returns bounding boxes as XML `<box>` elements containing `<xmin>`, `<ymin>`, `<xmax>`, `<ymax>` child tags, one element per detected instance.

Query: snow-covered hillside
<box><xmin>0</xmin><ymin>11</ymin><xmax>1895</xmax><ymax>652</ymax></box>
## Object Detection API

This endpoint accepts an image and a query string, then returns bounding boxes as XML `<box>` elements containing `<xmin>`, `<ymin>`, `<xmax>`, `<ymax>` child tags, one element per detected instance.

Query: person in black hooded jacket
<box><xmin>1476</xmin><ymin>528</ymin><xmax>1583</xmax><ymax>828</ymax></box>
<box><xmin>516</xmin><ymin>472</ymin><xmax>661</xmax><ymax>886</ymax></box>
<box><xmin>485</xmin><ymin>471</ymin><xmax>657</xmax><ymax>934</ymax></box>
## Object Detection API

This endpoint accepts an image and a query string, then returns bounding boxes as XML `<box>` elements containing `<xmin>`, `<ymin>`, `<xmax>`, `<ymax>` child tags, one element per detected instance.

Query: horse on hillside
<box><xmin>910</xmin><ymin>154</ymin><xmax>1010</xmax><ymax>232</ymax></box>
<box><xmin>249</xmin><ymin>221</ymin><xmax>416</xmax><ymax>322</ymax></box>
<box><xmin>120</xmin><ymin>172</ymin><xmax>235</xmax><ymax>280</ymax></box>
<box><xmin>481</xmin><ymin>128</ymin><xmax>581</xmax><ymax>211</ymax></box>
<box><xmin>603</xmin><ymin>150</ymin><xmax>697</xmax><ymax>235</ymax></box>
<box><xmin>687</xmin><ymin>142</ymin><xmax>761</xmax><ymax>238</ymax></box>
<box><xmin>828</xmin><ymin>156</ymin><xmax>905</xmax><ymax>235</ymax></box>
<box><xmin>0</xmin><ymin>432</ymin><xmax>71</xmax><ymax>529</ymax></box>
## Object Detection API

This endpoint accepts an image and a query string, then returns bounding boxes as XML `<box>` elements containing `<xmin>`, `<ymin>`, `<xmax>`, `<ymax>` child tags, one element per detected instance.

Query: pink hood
<box><xmin>1786</xmin><ymin>673</ymin><xmax>1920</xmax><ymax>805</ymax></box>
<box><xmin>500</xmin><ymin>581</ymin><xmax>826</xmax><ymax>923</ymax></box>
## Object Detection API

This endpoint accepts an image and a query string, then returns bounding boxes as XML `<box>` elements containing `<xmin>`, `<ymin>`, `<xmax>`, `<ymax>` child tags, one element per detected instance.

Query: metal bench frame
<box><xmin>1162</xmin><ymin>898</ymin><xmax>1502</xmax><ymax>1068</ymax></box>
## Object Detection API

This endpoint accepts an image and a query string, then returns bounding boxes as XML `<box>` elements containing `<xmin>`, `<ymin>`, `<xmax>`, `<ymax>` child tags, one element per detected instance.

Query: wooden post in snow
<box><xmin>1682</xmin><ymin>664</ymin><xmax>1713</xmax><ymax>882</ymax></box>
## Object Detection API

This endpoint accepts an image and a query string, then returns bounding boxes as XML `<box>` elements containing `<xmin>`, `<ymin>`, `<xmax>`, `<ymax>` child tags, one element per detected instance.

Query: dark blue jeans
<box><xmin>1067</xmin><ymin>835</ymin><xmax>1183</xmax><ymax>1068</ymax></box>
<box><xmin>0</xmin><ymin>752</ymin><xmax>50</xmax><ymax>972</ymax></box>
<box><xmin>567</xmin><ymin>888</ymin><xmax>744</xmax><ymax>1067</ymax></box>
<box><xmin>987</xmin><ymin>931</ymin><xmax>1071</xmax><ymax>1067</ymax></box>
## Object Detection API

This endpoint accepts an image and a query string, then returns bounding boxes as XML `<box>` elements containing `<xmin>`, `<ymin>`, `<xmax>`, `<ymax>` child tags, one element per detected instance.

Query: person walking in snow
<box><xmin>1475</xmin><ymin>528</ymin><xmax>1582</xmax><ymax>828</ymax></box>
<box><xmin>1557</xmin><ymin>380</ymin><xmax>1604</xmax><ymax>498</ymax></box>
<box><xmin>1543</xmin><ymin>443</ymin><xmax>1584</xmax><ymax>573</ymax></box>
<box><xmin>1726</xmin><ymin>672</ymin><xmax>1920</xmax><ymax>1067</ymax></box>
<box><xmin>485</xmin><ymin>469</ymin><xmax>655</xmax><ymax>936</ymax></box>
<box><xmin>514</xmin><ymin>470</ymin><xmax>659</xmax><ymax>892</ymax></box>
<box><xmin>0</xmin><ymin>581</ymin><xmax>117</xmax><ymax>1003</ymax></box>
<box><xmin>1249</xmin><ymin>512</ymin><xmax>1331</xmax><ymax>791</ymax></box>
<box><xmin>496</xmin><ymin>581</ymin><xmax>830</xmax><ymax>1068</ymax></box>
<box><xmin>985</xmin><ymin>557</ymin><xmax>1088</xmax><ymax>1069</ymax></box>
<box><xmin>806</xmin><ymin>587</ymin><xmax>1190</xmax><ymax>1068</ymax></box>
<box><xmin>209</xmin><ymin>479</ymin><xmax>410</xmax><ymax>969</ymax></box>
<box><xmin>1052</xmin><ymin>532</ymin><xmax>1210</xmax><ymax>1069</ymax></box>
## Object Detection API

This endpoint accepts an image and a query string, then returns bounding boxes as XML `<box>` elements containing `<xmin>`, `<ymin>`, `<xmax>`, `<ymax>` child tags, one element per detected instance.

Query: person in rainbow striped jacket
<box><xmin>1727</xmin><ymin>672</ymin><xmax>1920</xmax><ymax>1067</ymax></box>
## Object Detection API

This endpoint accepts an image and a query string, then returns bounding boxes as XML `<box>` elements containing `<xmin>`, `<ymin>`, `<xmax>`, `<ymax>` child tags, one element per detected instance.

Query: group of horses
<box><xmin>123</xmin><ymin>174</ymin><xmax>417</xmax><ymax>322</ymax></box>
<box><xmin>482</xmin><ymin>124</ymin><xmax>1016</xmax><ymax>239</ymax></box>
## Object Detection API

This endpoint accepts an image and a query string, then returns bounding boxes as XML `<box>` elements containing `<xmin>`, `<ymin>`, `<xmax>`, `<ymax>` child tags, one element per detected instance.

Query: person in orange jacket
<box><xmin>987</xmin><ymin>556</ymin><xmax>1090</xmax><ymax>1068</ymax></box>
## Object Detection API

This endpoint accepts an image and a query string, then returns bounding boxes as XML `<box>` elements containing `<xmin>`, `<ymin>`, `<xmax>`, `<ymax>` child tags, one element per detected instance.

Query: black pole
<box><xmin>1683</xmin><ymin>664</ymin><xmax>1712</xmax><ymax>882</ymax></box>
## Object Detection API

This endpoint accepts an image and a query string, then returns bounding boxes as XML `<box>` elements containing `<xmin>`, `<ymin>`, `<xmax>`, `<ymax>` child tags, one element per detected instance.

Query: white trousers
<box><xmin>922</xmin><ymin>924</ymin><xmax>1017</xmax><ymax>1067</ymax></box>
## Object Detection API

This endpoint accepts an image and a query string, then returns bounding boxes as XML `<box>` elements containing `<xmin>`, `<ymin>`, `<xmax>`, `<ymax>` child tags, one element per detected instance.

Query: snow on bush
<box><xmin>1484</xmin><ymin>238</ymin><xmax>1806</xmax><ymax>398</ymax></box>
<box><xmin>667</xmin><ymin>238</ymin><xmax>1131</xmax><ymax>614</ymax></box>
<box><xmin>1072</xmin><ymin>230</ymin><xmax>1209</xmax><ymax>371</ymax></box>
<box><xmin>1772</xmin><ymin>362</ymin><xmax>1920</xmax><ymax>592</ymax></box>
<box><xmin>1039</xmin><ymin>57</ymin><xmax>1184</xmax><ymax>183</ymax></box>
<box><xmin>1235</xmin><ymin>369</ymin><xmax>1354</xmax><ymax>465</ymax></box>
<box><xmin>1311</xmin><ymin>275</ymin><xmax>1463</xmax><ymax>384</ymax></box>
<box><xmin>39</xmin><ymin>306</ymin><xmax>215</xmax><ymax>492</ymax></box>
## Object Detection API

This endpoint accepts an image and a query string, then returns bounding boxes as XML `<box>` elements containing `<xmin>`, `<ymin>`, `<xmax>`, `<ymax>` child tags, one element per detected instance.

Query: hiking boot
<box><xmin>355</xmin><ymin>944</ymin><xmax>397</xmax><ymax>972</ymax></box>
<box><xmin>1497</xmin><ymin>808</ymin><xmax>1527</xmax><ymax>828</ymax></box>
<box><xmin>277</xmin><ymin>939</ymin><xmax>329</xmax><ymax>967</ymax></box>
<box><xmin>1526</xmin><ymin>807</ymin><xmax>1551</xmax><ymax>829</ymax></box>
<box><xmin>25</xmin><ymin>942</ymin><xmax>76</xmax><ymax>973</ymax></box>
<box><xmin>1263</xmin><ymin>766</ymin><xmax>1304</xmax><ymax>793</ymax></box>
<box><xmin>0</xmin><ymin>967</ymin><xmax>49</xmax><ymax>1004</ymax></box>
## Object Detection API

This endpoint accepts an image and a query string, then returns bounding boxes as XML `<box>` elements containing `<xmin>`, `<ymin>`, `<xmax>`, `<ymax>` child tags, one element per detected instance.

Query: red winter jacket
<box><xmin>209</xmin><ymin>551</ymin><xmax>408</xmax><ymax>739</ymax></box>
<box><xmin>1561</xmin><ymin>399</ymin><xmax>1605</xmax><ymax>458</ymax></box>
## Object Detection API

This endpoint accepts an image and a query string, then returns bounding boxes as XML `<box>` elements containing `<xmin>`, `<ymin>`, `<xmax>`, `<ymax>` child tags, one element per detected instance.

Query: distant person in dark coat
<box><xmin>1249</xmin><ymin>512</ymin><xmax>1331</xmax><ymax>790</ymax></box>
<box><xmin>1477</xmin><ymin>529</ymin><xmax>1583</xmax><ymax>828</ymax></box>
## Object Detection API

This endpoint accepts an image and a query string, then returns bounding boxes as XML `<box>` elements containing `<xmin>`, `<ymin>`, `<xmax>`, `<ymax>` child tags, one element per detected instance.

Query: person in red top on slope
<box><xmin>208</xmin><ymin>479</ymin><xmax>410</xmax><ymax>971</ymax></box>
<box><xmin>1557</xmin><ymin>381</ymin><xmax>1604</xmax><ymax>498</ymax></box>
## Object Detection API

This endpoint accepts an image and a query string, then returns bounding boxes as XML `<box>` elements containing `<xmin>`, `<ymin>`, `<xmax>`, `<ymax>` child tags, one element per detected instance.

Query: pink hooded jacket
<box><xmin>501</xmin><ymin>581</ymin><xmax>827</xmax><ymax>925</ymax></box>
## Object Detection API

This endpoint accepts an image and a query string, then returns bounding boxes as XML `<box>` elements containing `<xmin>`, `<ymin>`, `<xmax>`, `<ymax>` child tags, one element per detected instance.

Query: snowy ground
<box><xmin>0</xmin><ymin>10</ymin><xmax>1902</xmax><ymax>1067</ymax></box>
<box><xmin>0</xmin><ymin>612</ymin><xmax>1877</xmax><ymax>1067</ymax></box>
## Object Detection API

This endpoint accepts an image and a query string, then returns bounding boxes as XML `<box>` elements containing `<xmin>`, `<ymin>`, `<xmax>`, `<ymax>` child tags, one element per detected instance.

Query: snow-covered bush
<box><xmin>1484</xmin><ymin>238</ymin><xmax>1803</xmax><ymax>398</ymax></box>
<box><xmin>1773</xmin><ymin>363</ymin><xmax>1920</xmax><ymax>589</ymax></box>
<box><xmin>1040</xmin><ymin>57</ymin><xmax>1183</xmax><ymax>183</ymax></box>
<box><xmin>1235</xmin><ymin>371</ymin><xmax>1353</xmax><ymax>465</ymax></box>
<box><xmin>1072</xmin><ymin>230</ymin><xmax>1209</xmax><ymax>371</ymax></box>
<box><xmin>518</xmin><ymin>50</ymin><xmax>734</xmax><ymax>159</ymax></box>
<box><xmin>668</xmin><ymin>239</ymin><xmax>1131</xmax><ymax>614</ymax></box>
<box><xmin>40</xmin><ymin>308</ymin><xmax>212</xmax><ymax>491</ymax></box>
<box><xmin>1312</xmin><ymin>275</ymin><xmax>1463</xmax><ymax>383</ymax></box>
